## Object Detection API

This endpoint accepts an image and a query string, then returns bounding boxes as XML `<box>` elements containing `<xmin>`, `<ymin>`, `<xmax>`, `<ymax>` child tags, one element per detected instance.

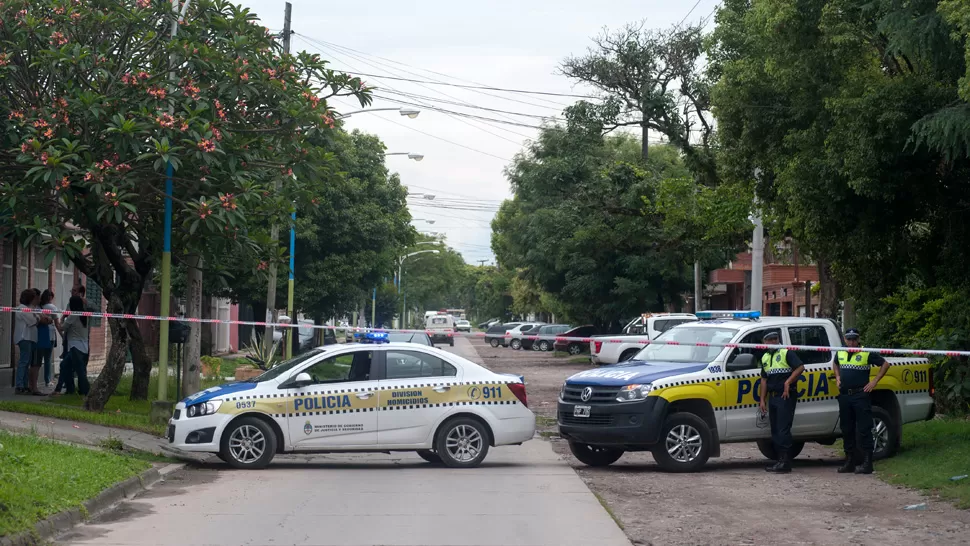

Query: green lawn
<box><xmin>0</xmin><ymin>372</ymin><xmax>229</xmax><ymax>438</ymax></box>
<box><xmin>878</xmin><ymin>418</ymin><xmax>970</xmax><ymax>508</ymax></box>
<box><xmin>0</xmin><ymin>430</ymin><xmax>151</xmax><ymax>537</ymax></box>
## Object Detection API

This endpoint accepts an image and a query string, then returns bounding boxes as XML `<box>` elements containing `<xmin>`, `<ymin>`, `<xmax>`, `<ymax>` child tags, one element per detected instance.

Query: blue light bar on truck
<box><xmin>354</xmin><ymin>331</ymin><xmax>389</xmax><ymax>344</ymax></box>
<box><xmin>696</xmin><ymin>310</ymin><xmax>761</xmax><ymax>320</ymax></box>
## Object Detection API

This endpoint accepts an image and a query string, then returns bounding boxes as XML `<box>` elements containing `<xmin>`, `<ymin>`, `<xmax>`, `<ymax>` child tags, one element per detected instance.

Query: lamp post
<box><xmin>386</xmin><ymin>152</ymin><xmax>424</xmax><ymax>162</ymax></box>
<box><xmin>407</xmin><ymin>192</ymin><xmax>436</xmax><ymax>200</ymax></box>
<box><xmin>335</xmin><ymin>107</ymin><xmax>420</xmax><ymax>120</ymax></box>
<box><xmin>398</xmin><ymin>249</ymin><xmax>440</xmax><ymax>328</ymax></box>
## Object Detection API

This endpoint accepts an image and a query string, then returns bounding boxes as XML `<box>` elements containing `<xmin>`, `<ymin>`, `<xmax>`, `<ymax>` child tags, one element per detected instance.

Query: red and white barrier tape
<box><xmin>2</xmin><ymin>305</ymin><xmax>968</xmax><ymax>358</ymax></box>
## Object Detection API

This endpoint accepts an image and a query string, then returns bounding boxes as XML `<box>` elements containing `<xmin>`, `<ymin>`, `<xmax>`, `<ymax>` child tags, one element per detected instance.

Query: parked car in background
<box><xmin>485</xmin><ymin>322</ymin><xmax>521</xmax><ymax>347</ymax></box>
<box><xmin>553</xmin><ymin>325</ymin><xmax>599</xmax><ymax>355</ymax></box>
<box><xmin>478</xmin><ymin>318</ymin><xmax>499</xmax><ymax>329</ymax></box>
<box><xmin>455</xmin><ymin>319</ymin><xmax>472</xmax><ymax>333</ymax></box>
<box><xmin>387</xmin><ymin>331</ymin><xmax>434</xmax><ymax>346</ymax></box>
<box><xmin>589</xmin><ymin>313</ymin><xmax>697</xmax><ymax>365</ymax></box>
<box><xmin>507</xmin><ymin>323</ymin><xmax>544</xmax><ymax>350</ymax></box>
<box><xmin>524</xmin><ymin>324</ymin><xmax>572</xmax><ymax>352</ymax></box>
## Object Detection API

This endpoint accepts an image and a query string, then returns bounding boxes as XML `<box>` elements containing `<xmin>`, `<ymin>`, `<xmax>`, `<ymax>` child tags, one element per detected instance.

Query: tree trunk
<box><xmin>817</xmin><ymin>257</ymin><xmax>841</xmax><ymax>319</ymax></box>
<box><xmin>85</xmin><ymin>314</ymin><xmax>130</xmax><ymax>411</ymax></box>
<box><xmin>127</xmin><ymin>318</ymin><xmax>153</xmax><ymax>400</ymax></box>
<box><xmin>250</xmin><ymin>299</ymin><xmax>267</xmax><ymax>348</ymax></box>
<box><xmin>183</xmin><ymin>255</ymin><xmax>203</xmax><ymax>397</ymax></box>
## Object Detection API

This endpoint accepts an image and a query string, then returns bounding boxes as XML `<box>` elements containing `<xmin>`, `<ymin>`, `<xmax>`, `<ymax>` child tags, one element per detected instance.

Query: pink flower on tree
<box><xmin>197</xmin><ymin>139</ymin><xmax>216</xmax><ymax>153</ymax></box>
<box><xmin>50</xmin><ymin>32</ymin><xmax>68</xmax><ymax>46</ymax></box>
<box><xmin>136</xmin><ymin>0</ymin><xmax>151</xmax><ymax>8</ymax></box>
<box><xmin>147</xmin><ymin>87</ymin><xmax>166</xmax><ymax>99</ymax></box>
<box><xmin>156</xmin><ymin>113</ymin><xmax>175</xmax><ymax>128</ymax></box>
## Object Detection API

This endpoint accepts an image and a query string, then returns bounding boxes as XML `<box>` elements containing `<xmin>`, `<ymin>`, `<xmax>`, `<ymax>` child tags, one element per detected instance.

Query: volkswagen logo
<box><xmin>580</xmin><ymin>386</ymin><xmax>593</xmax><ymax>402</ymax></box>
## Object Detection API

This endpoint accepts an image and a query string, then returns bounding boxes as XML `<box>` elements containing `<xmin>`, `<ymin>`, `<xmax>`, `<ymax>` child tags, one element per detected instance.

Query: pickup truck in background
<box><xmin>590</xmin><ymin>313</ymin><xmax>697</xmax><ymax>365</ymax></box>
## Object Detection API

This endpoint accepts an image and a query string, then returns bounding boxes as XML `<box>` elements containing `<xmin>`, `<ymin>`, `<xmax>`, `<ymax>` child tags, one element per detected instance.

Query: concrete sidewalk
<box><xmin>0</xmin><ymin>410</ymin><xmax>208</xmax><ymax>463</ymax></box>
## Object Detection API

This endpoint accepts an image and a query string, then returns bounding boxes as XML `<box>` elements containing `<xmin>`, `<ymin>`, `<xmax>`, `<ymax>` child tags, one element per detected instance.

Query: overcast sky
<box><xmin>240</xmin><ymin>0</ymin><xmax>720</xmax><ymax>264</ymax></box>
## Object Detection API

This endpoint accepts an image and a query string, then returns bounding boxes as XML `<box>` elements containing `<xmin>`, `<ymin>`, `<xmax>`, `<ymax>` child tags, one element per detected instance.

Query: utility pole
<box><xmin>477</xmin><ymin>259</ymin><xmax>488</xmax><ymax>267</ymax></box>
<box><xmin>694</xmin><ymin>261</ymin><xmax>702</xmax><ymax>313</ymax></box>
<box><xmin>751</xmin><ymin>212</ymin><xmax>764</xmax><ymax>314</ymax></box>
<box><xmin>262</xmin><ymin>2</ymin><xmax>292</xmax><ymax>358</ymax></box>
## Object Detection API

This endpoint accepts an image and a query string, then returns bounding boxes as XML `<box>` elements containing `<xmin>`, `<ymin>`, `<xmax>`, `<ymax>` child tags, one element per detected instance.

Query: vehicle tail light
<box><xmin>593</xmin><ymin>341</ymin><xmax>603</xmax><ymax>354</ymax></box>
<box><xmin>507</xmin><ymin>382</ymin><xmax>528</xmax><ymax>407</ymax></box>
<box><xmin>929</xmin><ymin>367</ymin><xmax>935</xmax><ymax>397</ymax></box>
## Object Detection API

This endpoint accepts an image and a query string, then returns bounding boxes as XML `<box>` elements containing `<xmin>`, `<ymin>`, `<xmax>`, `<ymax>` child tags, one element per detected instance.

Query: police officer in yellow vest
<box><xmin>757</xmin><ymin>331</ymin><xmax>805</xmax><ymax>473</ymax></box>
<box><xmin>834</xmin><ymin>328</ymin><xmax>890</xmax><ymax>474</ymax></box>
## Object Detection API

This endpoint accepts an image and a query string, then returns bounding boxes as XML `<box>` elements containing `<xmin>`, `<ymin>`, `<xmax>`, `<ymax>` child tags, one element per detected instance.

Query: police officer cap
<box><xmin>762</xmin><ymin>331</ymin><xmax>780</xmax><ymax>341</ymax></box>
<box><xmin>845</xmin><ymin>328</ymin><xmax>861</xmax><ymax>339</ymax></box>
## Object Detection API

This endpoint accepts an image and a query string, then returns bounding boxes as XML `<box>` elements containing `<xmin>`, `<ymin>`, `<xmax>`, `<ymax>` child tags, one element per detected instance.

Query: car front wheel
<box><xmin>489</xmin><ymin>339</ymin><xmax>500</xmax><ymax>348</ymax></box>
<box><xmin>219</xmin><ymin>417</ymin><xmax>277</xmax><ymax>469</ymax></box>
<box><xmin>568</xmin><ymin>441</ymin><xmax>624</xmax><ymax>467</ymax></box>
<box><xmin>435</xmin><ymin>417</ymin><xmax>490</xmax><ymax>468</ymax></box>
<box><xmin>510</xmin><ymin>339</ymin><xmax>522</xmax><ymax>350</ymax></box>
<box><xmin>538</xmin><ymin>340</ymin><xmax>551</xmax><ymax>352</ymax></box>
<box><xmin>567</xmin><ymin>343</ymin><xmax>583</xmax><ymax>355</ymax></box>
<box><xmin>651</xmin><ymin>413</ymin><xmax>712</xmax><ymax>472</ymax></box>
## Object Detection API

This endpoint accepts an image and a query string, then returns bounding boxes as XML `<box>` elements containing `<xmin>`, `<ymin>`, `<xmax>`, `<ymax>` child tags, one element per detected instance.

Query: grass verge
<box><xmin>0</xmin><ymin>430</ymin><xmax>151</xmax><ymax>537</ymax></box>
<box><xmin>877</xmin><ymin>418</ymin><xmax>970</xmax><ymax>508</ymax></box>
<box><xmin>0</xmin><ymin>372</ymin><xmax>228</xmax><ymax>438</ymax></box>
<box><xmin>593</xmin><ymin>492</ymin><xmax>624</xmax><ymax>530</ymax></box>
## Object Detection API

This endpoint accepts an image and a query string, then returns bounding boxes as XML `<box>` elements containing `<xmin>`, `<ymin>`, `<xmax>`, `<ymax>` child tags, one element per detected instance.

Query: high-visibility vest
<box><xmin>761</xmin><ymin>349</ymin><xmax>791</xmax><ymax>374</ymax></box>
<box><xmin>837</xmin><ymin>351</ymin><xmax>871</xmax><ymax>371</ymax></box>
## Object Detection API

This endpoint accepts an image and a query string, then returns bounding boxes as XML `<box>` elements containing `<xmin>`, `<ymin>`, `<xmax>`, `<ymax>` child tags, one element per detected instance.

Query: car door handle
<box><xmin>433</xmin><ymin>386</ymin><xmax>451</xmax><ymax>393</ymax></box>
<box><xmin>355</xmin><ymin>392</ymin><xmax>374</xmax><ymax>399</ymax></box>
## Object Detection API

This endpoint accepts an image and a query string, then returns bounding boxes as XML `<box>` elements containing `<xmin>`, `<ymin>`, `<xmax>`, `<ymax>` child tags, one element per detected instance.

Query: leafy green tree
<box><xmin>0</xmin><ymin>0</ymin><xmax>368</xmax><ymax>409</ymax></box>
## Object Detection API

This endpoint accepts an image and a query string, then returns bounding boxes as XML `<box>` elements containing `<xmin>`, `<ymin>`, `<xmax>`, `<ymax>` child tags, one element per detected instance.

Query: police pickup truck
<box><xmin>169</xmin><ymin>333</ymin><xmax>535</xmax><ymax>469</ymax></box>
<box><xmin>558</xmin><ymin>311</ymin><xmax>934</xmax><ymax>472</ymax></box>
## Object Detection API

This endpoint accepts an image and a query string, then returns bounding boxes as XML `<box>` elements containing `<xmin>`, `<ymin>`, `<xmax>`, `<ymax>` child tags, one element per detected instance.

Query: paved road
<box><xmin>58</xmin><ymin>337</ymin><xmax>631</xmax><ymax>546</ymax></box>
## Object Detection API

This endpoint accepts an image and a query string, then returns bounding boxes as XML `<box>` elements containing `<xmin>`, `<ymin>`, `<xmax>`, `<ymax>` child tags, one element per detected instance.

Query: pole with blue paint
<box><xmin>286</xmin><ymin>209</ymin><xmax>295</xmax><ymax>359</ymax></box>
<box><xmin>157</xmin><ymin>164</ymin><xmax>173</xmax><ymax>402</ymax></box>
<box><xmin>371</xmin><ymin>287</ymin><xmax>377</xmax><ymax>328</ymax></box>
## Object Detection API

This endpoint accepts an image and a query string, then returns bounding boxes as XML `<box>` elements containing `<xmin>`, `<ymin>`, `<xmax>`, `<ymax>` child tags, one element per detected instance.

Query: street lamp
<box><xmin>397</xmin><ymin>249</ymin><xmax>440</xmax><ymax>328</ymax></box>
<box><xmin>407</xmin><ymin>192</ymin><xmax>436</xmax><ymax>200</ymax></box>
<box><xmin>411</xmin><ymin>219</ymin><xmax>436</xmax><ymax>224</ymax></box>
<box><xmin>335</xmin><ymin>107</ymin><xmax>420</xmax><ymax>119</ymax></box>
<box><xmin>387</xmin><ymin>152</ymin><xmax>424</xmax><ymax>162</ymax></box>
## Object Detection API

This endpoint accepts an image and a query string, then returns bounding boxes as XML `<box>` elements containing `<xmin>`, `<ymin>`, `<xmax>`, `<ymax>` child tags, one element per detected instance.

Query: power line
<box><xmin>297</xmin><ymin>35</ymin><xmax>578</xmax><ymax>108</ymax></box>
<box><xmin>372</xmin><ymin>95</ymin><xmax>546</xmax><ymax>130</ymax></box>
<box><xmin>675</xmin><ymin>0</ymin><xmax>704</xmax><ymax>28</ymax></box>
<box><xmin>378</xmin><ymin>89</ymin><xmax>566</xmax><ymax>121</ymax></box>
<box><xmin>313</xmin><ymin>70</ymin><xmax>599</xmax><ymax>99</ymax></box>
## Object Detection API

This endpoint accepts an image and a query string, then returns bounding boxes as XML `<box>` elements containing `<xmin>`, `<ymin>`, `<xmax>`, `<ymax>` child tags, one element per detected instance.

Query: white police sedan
<box><xmin>168</xmin><ymin>334</ymin><xmax>535</xmax><ymax>469</ymax></box>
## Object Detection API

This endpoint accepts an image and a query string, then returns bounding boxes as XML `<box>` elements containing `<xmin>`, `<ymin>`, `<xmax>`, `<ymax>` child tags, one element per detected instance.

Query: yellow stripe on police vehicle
<box><xmin>168</xmin><ymin>332</ymin><xmax>535</xmax><ymax>469</ymax></box>
<box><xmin>557</xmin><ymin>310</ymin><xmax>935</xmax><ymax>472</ymax></box>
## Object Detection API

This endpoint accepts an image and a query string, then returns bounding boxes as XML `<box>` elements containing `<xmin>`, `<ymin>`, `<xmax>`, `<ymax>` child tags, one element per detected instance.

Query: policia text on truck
<box><xmin>557</xmin><ymin>311</ymin><xmax>935</xmax><ymax>472</ymax></box>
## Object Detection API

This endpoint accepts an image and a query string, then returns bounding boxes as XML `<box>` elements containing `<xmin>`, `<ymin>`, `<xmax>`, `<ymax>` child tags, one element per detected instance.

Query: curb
<box><xmin>0</xmin><ymin>463</ymin><xmax>184</xmax><ymax>546</ymax></box>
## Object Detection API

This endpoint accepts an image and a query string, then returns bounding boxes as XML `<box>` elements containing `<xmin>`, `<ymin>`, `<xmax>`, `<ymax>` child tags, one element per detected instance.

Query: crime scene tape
<box><xmin>2</xmin><ymin>305</ymin><xmax>969</xmax><ymax>358</ymax></box>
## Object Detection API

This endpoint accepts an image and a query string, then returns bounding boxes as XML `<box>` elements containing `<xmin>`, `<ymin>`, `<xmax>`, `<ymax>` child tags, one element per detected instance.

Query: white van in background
<box><xmin>425</xmin><ymin>313</ymin><xmax>456</xmax><ymax>346</ymax></box>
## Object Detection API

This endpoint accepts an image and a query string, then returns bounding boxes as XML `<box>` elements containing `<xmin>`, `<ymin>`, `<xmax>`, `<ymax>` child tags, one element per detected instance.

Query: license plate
<box><xmin>573</xmin><ymin>405</ymin><xmax>591</xmax><ymax>418</ymax></box>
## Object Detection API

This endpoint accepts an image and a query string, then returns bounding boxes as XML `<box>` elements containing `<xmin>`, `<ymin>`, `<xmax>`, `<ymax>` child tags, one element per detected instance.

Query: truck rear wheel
<box><xmin>568</xmin><ymin>441</ymin><xmax>624</xmax><ymax>467</ymax></box>
<box><xmin>651</xmin><ymin>413</ymin><xmax>712</xmax><ymax>472</ymax></box>
<box><xmin>620</xmin><ymin>349</ymin><xmax>639</xmax><ymax>362</ymax></box>
<box><xmin>871</xmin><ymin>406</ymin><xmax>898</xmax><ymax>460</ymax></box>
<box><xmin>756</xmin><ymin>439</ymin><xmax>805</xmax><ymax>461</ymax></box>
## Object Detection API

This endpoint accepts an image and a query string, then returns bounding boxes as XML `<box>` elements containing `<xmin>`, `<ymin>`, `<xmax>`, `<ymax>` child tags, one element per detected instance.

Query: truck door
<box><xmin>786</xmin><ymin>325</ymin><xmax>839</xmax><ymax>435</ymax></box>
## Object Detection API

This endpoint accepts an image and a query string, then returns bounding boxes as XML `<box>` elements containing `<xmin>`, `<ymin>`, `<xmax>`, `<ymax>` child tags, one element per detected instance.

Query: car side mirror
<box><xmin>285</xmin><ymin>372</ymin><xmax>313</xmax><ymax>389</ymax></box>
<box><xmin>727</xmin><ymin>353</ymin><xmax>757</xmax><ymax>372</ymax></box>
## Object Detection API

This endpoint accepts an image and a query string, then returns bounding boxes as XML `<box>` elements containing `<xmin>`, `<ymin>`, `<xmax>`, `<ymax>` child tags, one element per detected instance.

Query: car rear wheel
<box><xmin>567</xmin><ymin>343</ymin><xmax>583</xmax><ymax>355</ymax></box>
<box><xmin>435</xmin><ymin>417</ymin><xmax>490</xmax><ymax>468</ymax></box>
<box><xmin>568</xmin><ymin>441</ymin><xmax>624</xmax><ymax>467</ymax></box>
<box><xmin>220</xmin><ymin>417</ymin><xmax>277</xmax><ymax>469</ymax></box>
<box><xmin>651</xmin><ymin>413</ymin><xmax>712</xmax><ymax>472</ymax></box>
<box><xmin>510</xmin><ymin>339</ymin><xmax>522</xmax><ymax>350</ymax></box>
<box><xmin>755</xmin><ymin>439</ymin><xmax>805</xmax><ymax>461</ymax></box>
<box><xmin>449</xmin><ymin>338</ymin><xmax>454</xmax><ymax>346</ymax></box>
<box><xmin>416</xmin><ymin>450</ymin><xmax>443</xmax><ymax>465</ymax></box>
<box><xmin>538</xmin><ymin>340</ymin><xmax>551</xmax><ymax>352</ymax></box>
<box><xmin>489</xmin><ymin>339</ymin><xmax>500</xmax><ymax>348</ymax></box>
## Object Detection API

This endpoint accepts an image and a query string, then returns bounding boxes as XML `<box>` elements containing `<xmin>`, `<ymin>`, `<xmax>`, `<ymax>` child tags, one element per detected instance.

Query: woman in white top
<box><xmin>38</xmin><ymin>289</ymin><xmax>61</xmax><ymax>388</ymax></box>
<box><xmin>60</xmin><ymin>296</ymin><xmax>90</xmax><ymax>396</ymax></box>
<box><xmin>13</xmin><ymin>289</ymin><xmax>51</xmax><ymax>395</ymax></box>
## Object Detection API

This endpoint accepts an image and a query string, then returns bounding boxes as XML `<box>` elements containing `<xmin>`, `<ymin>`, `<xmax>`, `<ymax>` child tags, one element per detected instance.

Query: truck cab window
<box><xmin>727</xmin><ymin>328</ymin><xmax>783</xmax><ymax>364</ymax></box>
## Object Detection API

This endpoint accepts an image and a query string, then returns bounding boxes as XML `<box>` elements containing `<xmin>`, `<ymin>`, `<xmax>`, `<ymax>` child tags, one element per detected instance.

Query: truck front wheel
<box><xmin>651</xmin><ymin>413</ymin><xmax>712</xmax><ymax>472</ymax></box>
<box><xmin>568</xmin><ymin>441</ymin><xmax>624</xmax><ymax>467</ymax></box>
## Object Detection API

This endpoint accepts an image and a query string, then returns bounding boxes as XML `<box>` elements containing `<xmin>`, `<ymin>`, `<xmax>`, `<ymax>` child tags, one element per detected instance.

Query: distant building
<box><xmin>707</xmin><ymin>243</ymin><xmax>820</xmax><ymax>317</ymax></box>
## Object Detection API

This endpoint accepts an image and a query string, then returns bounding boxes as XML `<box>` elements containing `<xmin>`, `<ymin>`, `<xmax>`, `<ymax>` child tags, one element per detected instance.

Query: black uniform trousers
<box><xmin>838</xmin><ymin>390</ymin><xmax>873</xmax><ymax>455</ymax></box>
<box><xmin>768</xmin><ymin>391</ymin><xmax>797</xmax><ymax>453</ymax></box>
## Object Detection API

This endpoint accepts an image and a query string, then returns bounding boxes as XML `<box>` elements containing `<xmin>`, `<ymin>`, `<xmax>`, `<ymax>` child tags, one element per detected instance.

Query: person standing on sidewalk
<box><xmin>834</xmin><ymin>328</ymin><xmax>890</xmax><ymax>475</ymax></box>
<box><xmin>758</xmin><ymin>330</ymin><xmax>805</xmax><ymax>473</ymax></box>
<box><xmin>61</xmin><ymin>296</ymin><xmax>90</xmax><ymax>396</ymax></box>
<box><xmin>13</xmin><ymin>290</ymin><xmax>39</xmax><ymax>394</ymax></box>
<box><xmin>38</xmin><ymin>289</ymin><xmax>61</xmax><ymax>389</ymax></box>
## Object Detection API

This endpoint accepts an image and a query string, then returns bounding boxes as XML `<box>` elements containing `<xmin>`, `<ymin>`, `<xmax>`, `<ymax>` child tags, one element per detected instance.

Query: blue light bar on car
<box><xmin>696</xmin><ymin>310</ymin><xmax>761</xmax><ymax>320</ymax></box>
<box><xmin>355</xmin><ymin>331</ymin><xmax>389</xmax><ymax>344</ymax></box>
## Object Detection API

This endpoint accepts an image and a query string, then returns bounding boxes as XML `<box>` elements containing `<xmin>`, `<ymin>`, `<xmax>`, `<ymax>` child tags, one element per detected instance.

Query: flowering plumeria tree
<box><xmin>0</xmin><ymin>0</ymin><xmax>370</xmax><ymax>409</ymax></box>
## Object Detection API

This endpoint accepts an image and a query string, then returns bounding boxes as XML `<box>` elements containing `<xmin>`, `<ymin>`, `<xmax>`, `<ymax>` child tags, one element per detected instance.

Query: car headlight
<box><xmin>186</xmin><ymin>400</ymin><xmax>223</xmax><ymax>417</ymax></box>
<box><xmin>560</xmin><ymin>382</ymin><xmax>567</xmax><ymax>400</ymax></box>
<box><xmin>616</xmin><ymin>384</ymin><xmax>652</xmax><ymax>402</ymax></box>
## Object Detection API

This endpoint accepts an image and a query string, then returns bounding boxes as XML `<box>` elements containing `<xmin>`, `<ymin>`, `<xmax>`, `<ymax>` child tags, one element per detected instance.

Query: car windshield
<box><xmin>633</xmin><ymin>327</ymin><xmax>738</xmax><ymax>364</ymax></box>
<box><xmin>249</xmin><ymin>348</ymin><xmax>328</xmax><ymax>383</ymax></box>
